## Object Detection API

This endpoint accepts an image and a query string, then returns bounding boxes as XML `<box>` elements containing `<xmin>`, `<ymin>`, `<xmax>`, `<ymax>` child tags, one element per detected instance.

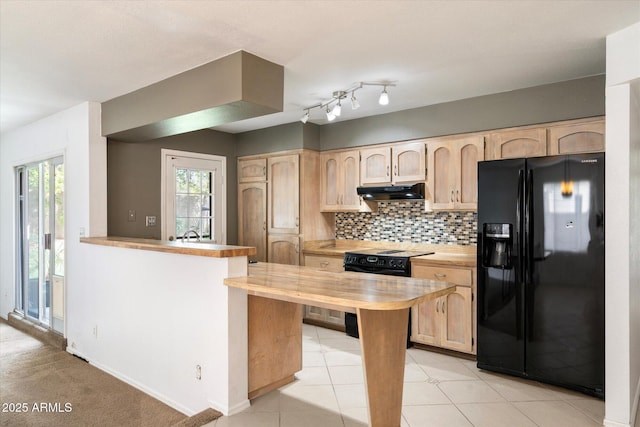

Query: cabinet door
<box><xmin>267</xmin><ymin>234</ymin><xmax>300</xmax><ymax>265</ymax></box>
<box><xmin>360</xmin><ymin>147</ymin><xmax>391</xmax><ymax>185</ymax></box>
<box><xmin>440</xmin><ymin>286</ymin><xmax>473</xmax><ymax>353</ymax></box>
<box><xmin>548</xmin><ymin>120</ymin><xmax>605</xmax><ymax>155</ymax></box>
<box><xmin>456</xmin><ymin>137</ymin><xmax>484</xmax><ymax>209</ymax></box>
<box><xmin>427</xmin><ymin>141</ymin><xmax>456</xmax><ymax>210</ymax></box>
<box><xmin>320</xmin><ymin>150</ymin><xmax>361</xmax><ymax>211</ymax></box>
<box><xmin>489</xmin><ymin>128</ymin><xmax>547</xmax><ymax>160</ymax></box>
<box><xmin>268</xmin><ymin>155</ymin><xmax>299</xmax><ymax>234</ymax></box>
<box><xmin>392</xmin><ymin>142</ymin><xmax>426</xmax><ymax>183</ymax></box>
<box><xmin>320</xmin><ymin>152</ymin><xmax>341</xmax><ymax>211</ymax></box>
<box><xmin>304</xmin><ymin>305</ymin><xmax>326</xmax><ymax>322</ymax></box>
<box><xmin>411</xmin><ymin>298</ymin><xmax>440</xmax><ymax>346</ymax></box>
<box><xmin>340</xmin><ymin>151</ymin><xmax>361</xmax><ymax>210</ymax></box>
<box><xmin>238</xmin><ymin>158</ymin><xmax>267</xmax><ymax>182</ymax></box>
<box><xmin>238</xmin><ymin>182</ymin><xmax>267</xmax><ymax>262</ymax></box>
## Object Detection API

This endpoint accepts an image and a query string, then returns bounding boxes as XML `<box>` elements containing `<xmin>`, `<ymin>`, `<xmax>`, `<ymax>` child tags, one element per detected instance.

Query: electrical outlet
<box><xmin>145</xmin><ymin>216</ymin><xmax>156</xmax><ymax>227</ymax></box>
<box><xmin>196</xmin><ymin>365</ymin><xmax>202</xmax><ymax>380</ymax></box>
<box><xmin>128</xmin><ymin>210</ymin><xmax>136</xmax><ymax>222</ymax></box>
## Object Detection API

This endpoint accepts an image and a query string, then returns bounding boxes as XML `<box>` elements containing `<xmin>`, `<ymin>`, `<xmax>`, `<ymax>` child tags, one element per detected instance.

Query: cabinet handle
<box><xmin>263</xmin><ymin>221</ymin><xmax>266</xmax><ymax>231</ymax></box>
<box><xmin>456</xmin><ymin>190</ymin><xmax>460</xmax><ymax>202</ymax></box>
<box><xmin>263</xmin><ymin>166</ymin><xmax>266</xmax><ymax>176</ymax></box>
<box><xmin>451</xmin><ymin>190</ymin><xmax>454</xmax><ymax>202</ymax></box>
<box><xmin>320</xmin><ymin>261</ymin><xmax>329</xmax><ymax>268</ymax></box>
<box><xmin>387</xmin><ymin>165</ymin><xmax>390</xmax><ymax>176</ymax></box>
<box><xmin>295</xmin><ymin>217</ymin><xmax>299</xmax><ymax>227</ymax></box>
<box><xmin>394</xmin><ymin>164</ymin><xmax>397</xmax><ymax>176</ymax></box>
<box><xmin>442</xmin><ymin>301</ymin><xmax>445</xmax><ymax>314</ymax></box>
<box><xmin>434</xmin><ymin>273</ymin><xmax>447</xmax><ymax>279</ymax></box>
<box><xmin>436</xmin><ymin>300</ymin><xmax>440</xmax><ymax>313</ymax></box>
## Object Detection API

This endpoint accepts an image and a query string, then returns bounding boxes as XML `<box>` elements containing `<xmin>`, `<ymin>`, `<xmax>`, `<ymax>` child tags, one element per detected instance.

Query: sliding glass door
<box><xmin>16</xmin><ymin>157</ymin><xmax>65</xmax><ymax>334</ymax></box>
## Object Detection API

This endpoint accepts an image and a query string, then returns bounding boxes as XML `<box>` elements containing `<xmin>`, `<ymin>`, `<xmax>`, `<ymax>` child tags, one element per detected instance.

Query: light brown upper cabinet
<box><xmin>548</xmin><ymin>119</ymin><xmax>605</xmax><ymax>155</ymax></box>
<box><xmin>360</xmin><ymin>146</ymin><xmax>391</xmax><ymax>185</ymax></box>
<box><xmin>238</xmin><ymin>158</ymin><xmax>267</xmax><ymax>182</ymax></box>
<box><xmin>238</xmin><ymin>182</ymin><xmax>267</xmax><ymax>262</ymax></box>
<box><xmin>488</xmin><ymin>128</ymin><xmax>547</xmax><ymax>160</ymax></box>
<box><xmin>392</xmin><ymin>142</ymin><xmax>427</xmax><ymax>183</ymax></box>
<box><xmin>426</xmin><ymin>135</ymin><xmax>484</xmax><ymax>211</ymax></box>
<box><xmin>360</xmin><ymin>141</ymin><xmax>426</xmax><ymax>185</ymax></box>
<box><xmin>320</xmin><ymin>150</ymin><xmax>361</xmax><ymax>211</ymax></box>
<box><xmin>268</xmin><ymin>154</ymin><xmax>300</xmax><ymax>234</ymax></box>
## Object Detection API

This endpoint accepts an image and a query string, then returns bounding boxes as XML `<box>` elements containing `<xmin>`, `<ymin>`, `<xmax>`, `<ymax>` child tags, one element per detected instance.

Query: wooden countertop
<box><xmin>303</xmin><ymin>240</ymin><xmax>477</xmax><ymax>268</ymax></box>
<box><xmin>80</xmin><ymin>236</ymin><xmax>256</xmax><ymax>258</ymax></box>
<box><xmin>224</xmin><ymin>262</ymin><xmax>455</xmax><ymax>312</ymax></box>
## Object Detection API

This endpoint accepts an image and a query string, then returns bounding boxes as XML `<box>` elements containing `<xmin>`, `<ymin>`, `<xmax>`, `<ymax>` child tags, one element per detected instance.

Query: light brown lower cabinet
<box><xmin>267</xmin><ymin>234</ymin><xmax>300</xmax><ymax>265</ymax></box>
<box><xmin>411</xmin><ymin>264</ymin><xmax>476</xmax><ymax>354</ymax></box>
<box><xmin>303</xmin><ymin>255</ymin><xmax>345</xmax><ymax>329</ymax></box>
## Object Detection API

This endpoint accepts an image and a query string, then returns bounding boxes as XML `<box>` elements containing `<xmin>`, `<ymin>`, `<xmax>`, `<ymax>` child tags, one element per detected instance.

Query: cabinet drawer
<box><xmin>304</xmin><ymin>255</ymin><xmax>344</xmax><ymax>272</ymax></box>
<box><xmin>412</xmin><ymin>265</ymin><xmax>472</xmax><ymax>286</ymax></box>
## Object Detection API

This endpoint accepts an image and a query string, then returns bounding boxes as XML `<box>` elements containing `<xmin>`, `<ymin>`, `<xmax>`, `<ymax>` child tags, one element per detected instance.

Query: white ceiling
<box><xmin>1</xmin><ymin>1</ymin><xmax>639</xmax><ymax>136</ymax></box>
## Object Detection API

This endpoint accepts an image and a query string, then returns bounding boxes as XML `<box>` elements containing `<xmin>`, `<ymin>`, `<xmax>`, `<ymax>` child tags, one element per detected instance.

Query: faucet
<box><xmin>182</xmin><ymin>229</ymin><xmax>200</xmax><ymax>242</ymax></box>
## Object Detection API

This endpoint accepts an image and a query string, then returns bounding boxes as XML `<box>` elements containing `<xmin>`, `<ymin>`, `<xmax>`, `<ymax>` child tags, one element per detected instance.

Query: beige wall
<box><xmin>107</xmin><ymin>129</ymin><xmax>238</xmax><ymax>243</ymax></box>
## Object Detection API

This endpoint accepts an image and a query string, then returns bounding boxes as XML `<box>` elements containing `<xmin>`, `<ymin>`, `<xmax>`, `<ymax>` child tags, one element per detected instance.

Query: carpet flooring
<box><xmin>0</xmin><ymin>319</ymin><xmax>221</xmax><ymax>427</ymax></box>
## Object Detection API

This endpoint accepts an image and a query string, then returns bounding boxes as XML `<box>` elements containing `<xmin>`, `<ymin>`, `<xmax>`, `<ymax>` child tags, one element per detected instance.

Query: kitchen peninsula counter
<box><xmin>225</xmin><ymin>262</ymin><xmax>456</xmax><ymax>427</ymax></box>
<box><xmin>78</xmin><ymin>236</ymin><xmax>252</xmax><ymax>416</ymax></box>
<box><xmin>80</xmin><ymin>236</ymin><xmax>256</xmax><ymax>258</ymax></box>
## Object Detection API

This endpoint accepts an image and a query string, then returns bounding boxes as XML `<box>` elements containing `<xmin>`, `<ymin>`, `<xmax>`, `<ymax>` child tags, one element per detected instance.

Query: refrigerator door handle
<box><xmin>517</xmin><ymin>169</ymin><xmax>524</xmax><ymax>284</ymax></box>
<box><xmin>525</xmin><ymin>169</ymin><xmax>534</xmax><ymax>282</ymax></box>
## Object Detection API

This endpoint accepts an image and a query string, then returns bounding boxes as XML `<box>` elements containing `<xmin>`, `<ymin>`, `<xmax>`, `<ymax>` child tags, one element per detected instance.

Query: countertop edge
<box><xmin>80</xmin><ymin>236</ymin><xmax>257</xmax><ymax>258</ymax></box>
<box><xmin>303</xmin><ymin>240</ymin><xmax>477</xmax><ymax>267</ymax></box>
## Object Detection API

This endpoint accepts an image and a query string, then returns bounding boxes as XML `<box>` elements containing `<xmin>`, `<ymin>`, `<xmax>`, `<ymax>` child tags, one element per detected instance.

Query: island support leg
<box><xmin>357</xmin><ymin>307</ymin><xmax>409</xmax><ymax>427</ymax></box>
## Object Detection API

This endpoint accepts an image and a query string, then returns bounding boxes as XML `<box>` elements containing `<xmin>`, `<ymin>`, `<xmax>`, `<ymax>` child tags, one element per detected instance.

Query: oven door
<box><xmin>343</xmin><ymin>264</ymin><xmax>413</xmax><ymax>347</ymax></box>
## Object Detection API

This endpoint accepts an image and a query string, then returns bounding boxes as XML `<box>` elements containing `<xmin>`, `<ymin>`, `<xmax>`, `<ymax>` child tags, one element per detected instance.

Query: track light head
<box><xmin>326</xmin><ymin>105</ymin><xmax>336</xmax><ymax>121</ymax></box>
<box><xmin>378</xmin><ymin>86</ymin><xmax>389</xmax><ymax>105</ymax></box>
<box><xmin>300</xmin><ymin>110</ymin><xmax>310</xmax><ymax>124</ymax></box>
<box><xmin>332</xmin><ymin>100</ymin><xmax>342</xmax><ymax>117</ymax></box>
<box><xmin>351</xmin><ymin>92</ymin><xmax>360</xmax><ymax>110</ymax></box>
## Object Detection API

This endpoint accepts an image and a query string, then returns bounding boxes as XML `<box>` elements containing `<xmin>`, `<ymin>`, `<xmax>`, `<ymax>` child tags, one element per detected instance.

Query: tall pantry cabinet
<box><xmin>238</xmin><ymin>150</ymin><xmax>334</xmax><ymax>265</ymax></box>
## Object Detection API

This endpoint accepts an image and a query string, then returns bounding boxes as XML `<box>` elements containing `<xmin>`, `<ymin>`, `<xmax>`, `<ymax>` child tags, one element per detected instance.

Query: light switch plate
<box><xmin>128</xmin><ymin>210</ymin><xmax>136</xmax><ymax>222</ymax></box>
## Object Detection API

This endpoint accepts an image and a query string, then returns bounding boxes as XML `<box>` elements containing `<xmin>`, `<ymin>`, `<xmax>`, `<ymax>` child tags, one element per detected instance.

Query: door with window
<box><xmin>16</xmin><ymin>157</ymin><xmax>65</xmax><ymax>334</ymax></box>
<box><xmin>162</xmin><ymin>150</ymin><xmax>226</xmax><ymax>243</ymax></box>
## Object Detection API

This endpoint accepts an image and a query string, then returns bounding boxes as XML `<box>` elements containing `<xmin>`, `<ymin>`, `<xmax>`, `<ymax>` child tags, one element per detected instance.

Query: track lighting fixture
<box><xmin>301</xmin><ymin>81</ymin><xmax>395</xmax><ymax>123</ymax></box>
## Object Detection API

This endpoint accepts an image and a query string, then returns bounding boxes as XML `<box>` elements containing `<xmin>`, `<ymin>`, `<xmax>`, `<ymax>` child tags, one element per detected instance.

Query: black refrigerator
<box><xmin>477</xmin><ymin>153</ymin><xmax>605</xmax><ymax>398</ymax></box>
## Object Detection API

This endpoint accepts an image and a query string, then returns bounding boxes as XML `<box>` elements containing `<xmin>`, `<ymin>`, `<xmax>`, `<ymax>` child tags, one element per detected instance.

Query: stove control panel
<box><xmin>344</xmin><ymin>253</ymin><xmax>408</xmax><ymax>270</ymax></box>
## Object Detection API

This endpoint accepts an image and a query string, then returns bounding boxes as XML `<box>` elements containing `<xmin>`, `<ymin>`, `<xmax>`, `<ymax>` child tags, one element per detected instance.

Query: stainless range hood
<box><xmin>357</xmin><ymin>183</ymin><xmax>425</xmax><ymax>201</ymax></box>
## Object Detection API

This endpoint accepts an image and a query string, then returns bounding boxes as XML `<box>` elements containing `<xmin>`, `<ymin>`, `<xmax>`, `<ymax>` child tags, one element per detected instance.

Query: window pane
<box><xmin>176</xmin><ymin>169</ymin><xmax>188</xmax><ymax>193</ymax></box>
<box><xmin>176</xmin><ymin>194</ymin><xmax>189</xmax><ymax>217</ymax></box>
<box><xmin>188</xmin><ymin>170</ymin><xmax>201</xmax><ymax>193</ymax></box>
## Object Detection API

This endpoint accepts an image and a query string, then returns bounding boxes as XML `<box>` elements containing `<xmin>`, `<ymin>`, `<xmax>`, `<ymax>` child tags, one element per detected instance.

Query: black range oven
<box><xmin>343</xmin><ymin>249</ymin><xmax>434</xmax><ymax>345</ymax></box>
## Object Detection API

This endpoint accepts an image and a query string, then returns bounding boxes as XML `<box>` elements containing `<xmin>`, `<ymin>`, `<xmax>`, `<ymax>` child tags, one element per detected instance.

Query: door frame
<box><xmin>14</xmin><ymin>153</ymin><xmax>66</xmax><ymax>335</ymax></box>
<box><xmin>160</xmin><ymin>149</ymin><xmax>227</xmax><ymax>242</ymax></box>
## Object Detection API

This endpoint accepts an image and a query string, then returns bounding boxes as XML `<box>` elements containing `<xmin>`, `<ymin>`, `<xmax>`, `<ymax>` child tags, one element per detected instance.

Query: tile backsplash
<box><xmin>335</xmin><ymin>201</ymin><xmax>477</xmax><ymax>245</ymax></box>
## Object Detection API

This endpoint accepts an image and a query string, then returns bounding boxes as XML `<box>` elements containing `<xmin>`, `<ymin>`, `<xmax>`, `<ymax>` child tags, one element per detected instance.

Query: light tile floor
<box><xmin>207</xmin><ymin>324</ymin><xmax>604</xmax><ymax>427</ymax></box>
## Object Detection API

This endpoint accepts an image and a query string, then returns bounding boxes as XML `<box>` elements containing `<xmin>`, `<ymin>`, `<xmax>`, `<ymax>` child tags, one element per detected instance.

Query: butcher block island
<box><xmin>225</xmin><ymin>262</ymin><xmax>456</xmax><ymax>427</ymax></box>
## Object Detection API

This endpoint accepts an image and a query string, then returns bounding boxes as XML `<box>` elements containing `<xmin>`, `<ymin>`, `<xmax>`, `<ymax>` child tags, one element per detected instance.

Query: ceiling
<box><xmin>1</xmin><ymin>1</ymin><xmax>638</xmax><ymax>136</ymax></box>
